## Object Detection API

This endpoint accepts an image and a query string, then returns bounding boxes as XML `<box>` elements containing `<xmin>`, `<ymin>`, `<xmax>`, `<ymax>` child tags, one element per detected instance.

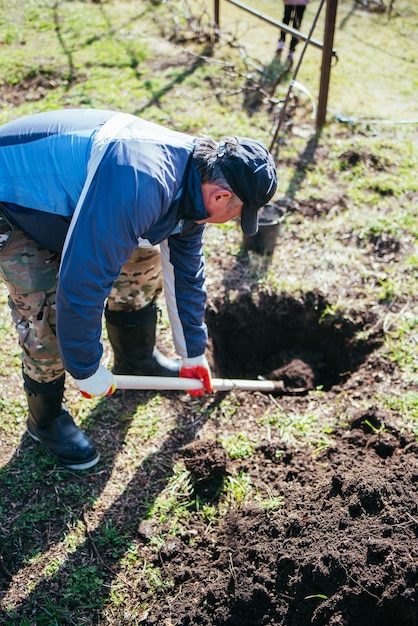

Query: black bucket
<box><xmin>242</xmin><ymin>203</ymin><xmax>284</xmax><ymax>255</ymax></box>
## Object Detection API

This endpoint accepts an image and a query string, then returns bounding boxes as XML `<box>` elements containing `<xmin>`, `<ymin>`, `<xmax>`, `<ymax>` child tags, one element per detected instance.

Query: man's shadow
<box><xmin>0</xmin><ymin>386</ymin><xmax>226</xmax><ymax>619</ymax></box>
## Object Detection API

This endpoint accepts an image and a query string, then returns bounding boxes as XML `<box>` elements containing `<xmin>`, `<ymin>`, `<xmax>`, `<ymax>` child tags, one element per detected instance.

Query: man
<box><xmin>0</xmin><ymin>108</ymin><xmax>277</xmax><ymax>470</ymax></box>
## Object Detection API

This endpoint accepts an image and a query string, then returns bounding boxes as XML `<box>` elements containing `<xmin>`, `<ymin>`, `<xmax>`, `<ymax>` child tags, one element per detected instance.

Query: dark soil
<box><xmin>137</xmin><ymin>408</ymin><xmax>418</xmax><ymax>626</ymax></box>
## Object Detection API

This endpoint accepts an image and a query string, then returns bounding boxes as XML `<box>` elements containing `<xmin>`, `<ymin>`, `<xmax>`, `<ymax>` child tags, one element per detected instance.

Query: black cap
<box><xmin>217</xmin><ymin>137</ymin><xmax>278</xmax><ymax>236</ymax></box>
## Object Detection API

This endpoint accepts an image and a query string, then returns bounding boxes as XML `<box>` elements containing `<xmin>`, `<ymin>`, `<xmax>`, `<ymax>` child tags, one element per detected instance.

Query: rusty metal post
<box><xmin>214</xmin><ymin>0</ymin><xmax>220</xmax><ymax>31</ymax></box>
<box><xmin>316</xmin><ymin>0</ymin><xmax>338</xmax><ymax>129</ymax></box>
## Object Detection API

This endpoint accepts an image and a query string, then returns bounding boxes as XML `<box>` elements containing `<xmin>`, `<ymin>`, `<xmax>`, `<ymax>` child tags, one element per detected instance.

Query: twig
<box><xmin>0</xmin><ymin>553</ymin><xmax>12</xmax><ymax>580</ymax></box>
<box><xmin>342</xmin><ymin>563</ymin><xmax>381</xmax><ymax>600</ymax></box>
<box><xmin>405</xmin><ymin>511</ymin><xmax>418</xmax><ymax>524</ymax></box>
<box><xmin>228</xmin><ymin>551</ymin><xmax>238</xmax><ymax>587</ymax></box>
<box><xmin>82</xmin><ymin>510</ymin><xmax>137</xmax><ymax>590</ymax></box>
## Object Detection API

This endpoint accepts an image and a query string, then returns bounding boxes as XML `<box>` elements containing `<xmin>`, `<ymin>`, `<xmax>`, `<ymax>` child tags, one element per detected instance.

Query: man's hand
<box><xmin>180</xmin><ymin>355</ymin><xmax>213</xmax><ymax>397</ymax></box>
<box><xmin>75</xmin><ymin>364</ymin><xmax>116</xmax><ymax>399</ymax></box>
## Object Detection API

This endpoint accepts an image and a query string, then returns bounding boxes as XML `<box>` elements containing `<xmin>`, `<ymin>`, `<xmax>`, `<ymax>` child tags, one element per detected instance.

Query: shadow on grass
<box><xmin>0</xmin><ymin>389</ymin><xmax>225</xmax><ymax>622</ymax></box>
<box><xmin>241</xmin><ymin>53</ymin><xmax>293</xmax><ymax>117</ymax></box>
<box><xmin>52</xmin><ymin>0</ymin><xmax>213</xmax><ymax>111</ymax></box>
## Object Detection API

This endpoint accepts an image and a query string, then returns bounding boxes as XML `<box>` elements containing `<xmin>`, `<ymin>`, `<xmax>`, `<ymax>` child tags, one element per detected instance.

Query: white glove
<box><xmin>74</xmin><ymin>364</ymin><xmax>116</xmax><ymax>399</ymax></box>
<box><xmin>180</xmin><ymin>355</ymin><xmax>213</xmax><ymax>397</ymax></box>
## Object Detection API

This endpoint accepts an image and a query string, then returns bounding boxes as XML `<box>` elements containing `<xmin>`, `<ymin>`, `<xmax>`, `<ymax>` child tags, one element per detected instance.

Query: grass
<box><xmin>379</xmin><ymin>391</ymin><xmax>418</xmax><ymax>436</ymax></box>
<box><xmin>0</xmin><ymin>0</ymin><xmax>417</xmax><ymax>623</ymax></box>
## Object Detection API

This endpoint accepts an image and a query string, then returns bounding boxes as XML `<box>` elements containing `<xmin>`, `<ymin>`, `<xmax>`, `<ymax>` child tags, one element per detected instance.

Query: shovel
<box><xmin>114</xmin><ymin>374</ymin><xmax>306</xmax><ymax>395</ymax></box>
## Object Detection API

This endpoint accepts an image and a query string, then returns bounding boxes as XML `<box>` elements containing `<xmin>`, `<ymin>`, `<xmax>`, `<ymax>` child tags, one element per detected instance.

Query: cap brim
<box><xmin>241</xmin><ymin>203</ymin><xmax>259</xmax><ymax>237</ymax></box>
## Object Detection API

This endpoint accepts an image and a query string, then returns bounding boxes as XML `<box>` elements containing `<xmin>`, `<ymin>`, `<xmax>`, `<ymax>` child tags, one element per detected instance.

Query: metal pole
<box><xmin>316</xmin><ymin>0</ymin><xmax>338</xmax><ymax>129</ymax></box>
<box><xmin>114</xmin><ymin>374</ymin><xmax>288</xmax><ymax>393</ymax></box>
<box><xmin>214</xmin><ymin>0</ymin><xmax>220</xmax><ymax>33</ymax></box>
<box><xmin>269</xmin><ymin>0</ymin><xmax>327</xmax><ymax>152</ymax></box>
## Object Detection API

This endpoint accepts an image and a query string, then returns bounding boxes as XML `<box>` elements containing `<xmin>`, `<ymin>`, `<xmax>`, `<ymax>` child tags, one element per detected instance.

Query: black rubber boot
<box><xmin>105</xmin><ymin>304</ymin><xmax>180</xmax><ymax>377</ymax></box>
<box><xmin>24</xmin><ymin>372</ymin><xmax>100</xmax><ymax>470</ymax></box>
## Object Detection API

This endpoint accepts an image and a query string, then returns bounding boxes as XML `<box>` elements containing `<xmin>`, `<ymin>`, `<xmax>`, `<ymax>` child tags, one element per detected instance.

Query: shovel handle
<box><xmin>114</xmin><ymin>374</ymin><xmax>283</xmax><ymax>393</ymax></box>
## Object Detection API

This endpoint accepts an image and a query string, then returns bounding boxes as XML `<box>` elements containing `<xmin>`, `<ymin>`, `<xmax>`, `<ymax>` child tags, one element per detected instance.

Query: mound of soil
<box><xmin>141</xmin><ymin>410</ymin><xmax>418</xmax><ymax>626</ymax></box>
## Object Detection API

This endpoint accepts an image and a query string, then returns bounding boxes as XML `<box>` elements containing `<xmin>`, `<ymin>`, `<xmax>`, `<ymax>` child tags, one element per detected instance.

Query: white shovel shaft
<box><xmin>114</xmin><ymin>374</ymin><xmax>279</xmax><ymax>393</ymax></box>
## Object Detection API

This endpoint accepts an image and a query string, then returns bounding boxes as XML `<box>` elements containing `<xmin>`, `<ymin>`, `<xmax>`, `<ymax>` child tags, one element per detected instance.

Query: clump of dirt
<box><xmin>182</xmin><ymin>440</ymin><xmax>230</xmax><ymax>500</ymax></box>
<box><xmin>182</xmin><ymin>440</ymin><xmax>229</xmax><ymax>482</ymax></box>
<box><xmin>268</xmin><ymin>353</ymin><xmax>316</xmax><ymax>391</ymax></box>
<box><xmin>362</xmin><ymin>232</ymin><xmax>402</xmax><ymax>259</ymax></box>
<box><xmin>0</xmin><ymin>70</ymin><xmax>69</xmax><ymax>106</ymax></box>
<box><xmin>338</xmin><ymin>149</ymin><xmax>387</xmax><ymax>171</ymax></box>
<box><xmin>291</xmin><ymin>197</ymin><xmax>348</xmax><ymax>220</ymax></box>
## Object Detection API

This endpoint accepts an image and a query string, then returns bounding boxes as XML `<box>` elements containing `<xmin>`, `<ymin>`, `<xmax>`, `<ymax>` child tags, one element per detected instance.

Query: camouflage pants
<box><xmin>0</xmin><ymin>212</ymin><xmax>163</xmax><ymax>383</ymax></box>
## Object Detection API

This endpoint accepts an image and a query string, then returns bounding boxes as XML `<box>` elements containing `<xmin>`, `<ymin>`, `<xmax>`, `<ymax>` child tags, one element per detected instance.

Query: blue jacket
<box><xmin>0</xmin><ymin>109</ymin><xmax>209</xmax><ymax>379</ymax></box>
